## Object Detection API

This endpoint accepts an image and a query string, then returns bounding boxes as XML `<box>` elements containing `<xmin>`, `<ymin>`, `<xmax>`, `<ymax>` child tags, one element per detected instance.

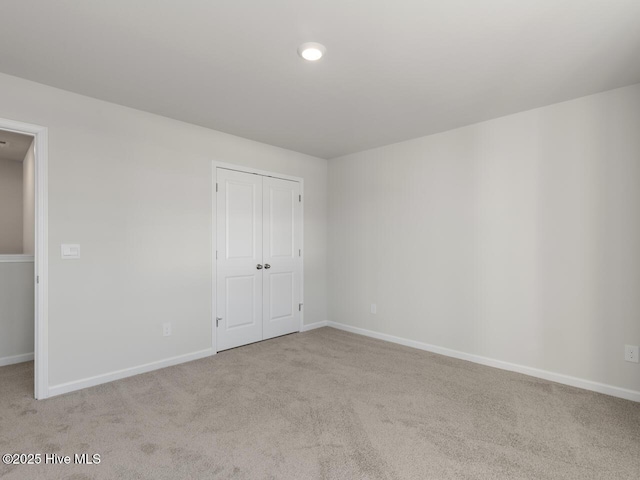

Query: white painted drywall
<box><xmin>22</xmin><ymin>140</ymin><xmax>35</xmax><ymax>254</ymax></box>
<box><xmin>0</xmin><ymin>157</ymin><xmax>23</xmax><ymax>253</ymax></box>
<box><xmin>328</xmin><ymin>83</ymin><xmax>640</xmax><ymax>393</ymax></box>
<box><xmin>0</xmin><ymin>72</ymin><xmax>327</xmax><ymax>388</ymax></box>
<box><xmin>0</xmin><ymin>261</ymin><xmax>34</xmax><ymax>361</ymax></box>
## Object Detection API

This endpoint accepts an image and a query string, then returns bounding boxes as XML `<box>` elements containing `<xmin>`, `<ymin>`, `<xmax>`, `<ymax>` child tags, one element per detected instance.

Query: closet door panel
<box><xmin>216</xmin><ymin>169</ymin><xmax>263</xmax><ymax>351</ymax></box>
<box><xmin>262</xmin><ymin>177</ymin><xmax>302</xmax><ymax>340</ymax></box>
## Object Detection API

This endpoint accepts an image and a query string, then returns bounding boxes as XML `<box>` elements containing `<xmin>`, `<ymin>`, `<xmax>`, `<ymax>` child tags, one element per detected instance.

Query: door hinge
<box><xmin>37</xmin><ymin>275</ymin><xmax>39</xmax><ymax>284</ymax></box>
<box><xmin>299</xmin><ymin>249</ymin><xmax>301</xmax><ymax>257</ymax></box>
<box><xmin>216</xmin><ymin>182</ymin><xmax>218</xmax><ymax>192</ymax></box>
<box><xmin>216</xmin><ymin>250</ymin><xmax>218</xmax><ymax>260</ymax></box>
<box><xmin>216</xmin><ymin>317</ymin><xmax>222</xmax><ymax>327</ymax></box>
<box><xmin>299</xmin><ymin>194</ymin><xmax>301</xmax><ymax>202</ymax></box>
<box><xmin>299</xmin><ymin>303</ymin><xmax>303</xmax><ymax>311</ymax></box>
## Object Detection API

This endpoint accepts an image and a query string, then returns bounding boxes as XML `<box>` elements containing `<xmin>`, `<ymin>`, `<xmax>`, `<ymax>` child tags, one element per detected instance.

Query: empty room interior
<box><xmin>0</xmin><ymin>1</ymin><xmax>639</xmax><ymax>479</ymax></box>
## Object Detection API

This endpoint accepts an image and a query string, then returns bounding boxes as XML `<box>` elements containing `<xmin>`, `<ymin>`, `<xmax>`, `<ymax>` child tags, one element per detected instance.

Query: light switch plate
<box><xmin>61</xmin><ymin>244</ymin><xmax>81</xmax><ymax>259</ymax></box>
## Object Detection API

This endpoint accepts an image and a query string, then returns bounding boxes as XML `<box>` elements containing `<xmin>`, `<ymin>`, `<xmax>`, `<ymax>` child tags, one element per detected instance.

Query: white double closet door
<box><xmin>216</xmin><ymin>168</ymin><xmax>302</xmax><ymax>352</ymax></box>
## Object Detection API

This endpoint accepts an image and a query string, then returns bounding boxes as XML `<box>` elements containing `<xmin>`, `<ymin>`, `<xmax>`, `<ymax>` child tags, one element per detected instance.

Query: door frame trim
<box><xmin>211</xmin><ymin>161</ymin><xmax>304</xmax><ymax>353</ymax></box>
<box><xmin>0</xmin><ymin>117</ymin><xmax>49</xmax><ymax>399</ymax></box>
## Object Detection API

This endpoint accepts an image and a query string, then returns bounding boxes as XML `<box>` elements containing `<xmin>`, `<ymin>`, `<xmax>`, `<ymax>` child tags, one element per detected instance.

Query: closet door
<box><xmin>216</xmin><ymin>169</ymin><xmax>263</xmax><ymax>351</ymax></box>
<box><xmin>262</xmin><ymin>176</ymin><xmax>302</xmax><ymax>340</ymax></box>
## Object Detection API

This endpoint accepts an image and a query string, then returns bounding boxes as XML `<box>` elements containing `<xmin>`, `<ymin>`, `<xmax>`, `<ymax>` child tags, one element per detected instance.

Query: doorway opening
<box><xmin>0</xmin><ymin>119</ymin><xmax>48</xmax><ymax>399</ymax></box>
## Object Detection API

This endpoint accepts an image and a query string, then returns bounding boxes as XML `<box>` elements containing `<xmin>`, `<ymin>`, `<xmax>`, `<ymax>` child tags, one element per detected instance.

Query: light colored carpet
<box><xmin>1</xmin><ymin>327</ymin><xmax>639</xmax><ymax>479</ymax></box>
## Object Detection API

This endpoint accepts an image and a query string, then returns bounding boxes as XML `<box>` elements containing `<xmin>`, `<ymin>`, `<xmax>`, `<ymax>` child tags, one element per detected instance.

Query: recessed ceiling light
<box><xmin>298</xmin><ymin>42</ymin><xmax>326</xmax><ymax>61</ymax></box>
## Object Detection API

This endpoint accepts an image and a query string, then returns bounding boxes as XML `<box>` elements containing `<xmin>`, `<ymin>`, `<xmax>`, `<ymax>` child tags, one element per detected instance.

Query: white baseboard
<box><xmin>301</xmin><ymin>321</ymin><xmax>328</xmax><ymax>332</ymax></box>
<box><xmin>0</xmin><ymin>352</ymin><xmax>34</xmax><ymax>367</ymax></box>
<box><xmin>326</xmin><ymin>321</ymin><xmax>640</xmax><ymax>403</ymax></box>
<box><xmin>48</xmin><ymin>348</ymin><xmax>215</xmax><ymax>398</ymax></box>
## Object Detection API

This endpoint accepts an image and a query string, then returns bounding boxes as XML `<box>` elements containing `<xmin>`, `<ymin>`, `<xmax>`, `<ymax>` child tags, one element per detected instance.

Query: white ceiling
<box><xmin>0</xmin><ymin>1</ymin><xmax>639</xmax><ymax>159</ymax></box>
<box><xmin>0</xmin><ymin>130</ymin><xmax>33</xmax><ymax>162</ymax></box>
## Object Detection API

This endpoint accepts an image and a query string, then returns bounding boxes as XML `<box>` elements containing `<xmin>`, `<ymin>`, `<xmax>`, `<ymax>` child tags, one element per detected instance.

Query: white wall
<box><xmin>0</xmin><ymin>72</ymin><xmax>327</xmax><ymax>389</ymax></box>
<box><xmin>0</xmin><ymin>261</ymin><xmax>34</xmax><ymax>363</ymax></box>
<box><xmin>328</xmin><ymin>83</ymin><xmax>640</xmax><ymax>394</ymax></box>
<box><xmin>22</xmin><ymin>140</ymin><xmax>35</xmax><ymax>254</ymax></box>
<box><xmin>0</xmin><ymin>157</ymin><xmax>23</xmax><ymax>253</ymax></box>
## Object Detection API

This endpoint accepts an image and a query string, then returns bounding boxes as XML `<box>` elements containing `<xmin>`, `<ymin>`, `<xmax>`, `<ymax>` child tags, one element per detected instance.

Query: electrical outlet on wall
<box><xmin>370</xmin><ymin>304</ymin><xmax>377</xmax><ymax>314</ymax></box>
<box><xmin>625</xmin><ymin>345</ymin><xmax>639</xmax><ymax>363</ymax></box>
<box><xmin>163</xmin><ymin>322</ymin><xmax>172</xmax><ymax>337</ymax></box>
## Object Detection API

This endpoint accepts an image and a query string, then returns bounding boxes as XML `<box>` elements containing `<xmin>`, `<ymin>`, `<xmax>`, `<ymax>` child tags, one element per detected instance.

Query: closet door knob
<box><xmin>264</xmin><ymin>264</ymin><xmax>271</xmax><ymax>269</ymax></box>
<box><xmin>256</xmin><ymin>264</ymin><xmax>263</xmax><ymax>270</ymax></box>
